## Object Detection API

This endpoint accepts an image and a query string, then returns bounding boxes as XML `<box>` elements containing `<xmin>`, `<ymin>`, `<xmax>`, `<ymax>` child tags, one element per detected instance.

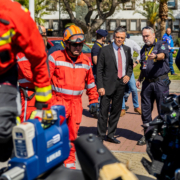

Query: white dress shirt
<box><xmin>124</xmin><ymin>38</ymin><xmax>141</xmax><ymax>60</ymax></box>
<box><xmin>112</xmin><ymin>42</ymin><xmax>126</xmax><ymax>77</ymax></box>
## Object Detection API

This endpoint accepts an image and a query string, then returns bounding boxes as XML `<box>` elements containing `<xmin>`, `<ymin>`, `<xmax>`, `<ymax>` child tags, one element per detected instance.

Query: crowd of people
<box><xmin>0</xmin><ymin>0</ymin><xmax>177</xmax><ymax>171</ymax></box>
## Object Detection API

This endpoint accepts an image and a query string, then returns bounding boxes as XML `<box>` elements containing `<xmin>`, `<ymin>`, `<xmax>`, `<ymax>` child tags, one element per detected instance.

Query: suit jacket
<box><xmin>97</xmin><ymin>43</ymin><xmax>133</xmax><ymax>95</ymax></box>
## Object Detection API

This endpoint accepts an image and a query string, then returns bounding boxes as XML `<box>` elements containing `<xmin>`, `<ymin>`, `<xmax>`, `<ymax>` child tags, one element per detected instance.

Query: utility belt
<box><xmin>145</xmin><ymin>74</ymin><xmax>168</xmax><ymax>83</ymax></box>
<box><xmin>19</xmin><ymin>86</ymin><xmax>36</xmax><ymax>100</ymax></box>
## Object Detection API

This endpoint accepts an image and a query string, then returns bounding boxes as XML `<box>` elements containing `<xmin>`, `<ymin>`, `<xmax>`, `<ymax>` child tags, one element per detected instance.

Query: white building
<box><xmin>42</xmin><ymin>0</ymin><xmax>180</xmax><ymax>44</ymax></box>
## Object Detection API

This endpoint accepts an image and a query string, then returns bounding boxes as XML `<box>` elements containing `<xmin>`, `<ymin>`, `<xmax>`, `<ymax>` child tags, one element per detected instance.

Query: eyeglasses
<box><xmin>70</xmin><ymin>43</ymin><xmax>83</xmax><ymax>47</ymax></box>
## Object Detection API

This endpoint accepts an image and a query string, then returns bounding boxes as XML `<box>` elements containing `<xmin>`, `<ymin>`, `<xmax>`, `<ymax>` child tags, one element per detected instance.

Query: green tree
<box><xmin>59</xmin><ymin>0</ymin><xmax>130</xmax><ymax>42</ymax></box>
<box><xmin>14</xmin><ymin>0</ymin><xmax>53</xmax><ymax>25</ymax></box>
<box><xmin>134</xmin><ymin>1</ymin><xmax>159</xmax><ymax>30</ymax></box>
<box><xmin>159</xmin><ymin>0</ymin><xmax>169</xmax><ymax>38</ymax></box>
<box><xmin>134</xmin><ymin>0</ymin><xmax>174</xmax><ymax>35</ymax></box>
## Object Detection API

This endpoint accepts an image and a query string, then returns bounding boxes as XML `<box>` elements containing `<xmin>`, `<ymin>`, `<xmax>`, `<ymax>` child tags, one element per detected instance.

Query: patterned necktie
<box><xmin>118</xmin><ymin>47</ymin><xmax>122</xmax><ymax>79</ymax></box>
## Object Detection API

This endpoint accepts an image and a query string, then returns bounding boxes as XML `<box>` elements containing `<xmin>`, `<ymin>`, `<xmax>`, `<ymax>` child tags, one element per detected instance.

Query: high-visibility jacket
<box><xmin>49</xmin><ymin>50</ymin><xmax>98</xmax><ymax>103</ymax></box>
<box><xmin>17</xmin><ymin>53</ymin><xmax>36</xmax><ymax>122</ymax></box>
<box><xmin>0</xmin><ymin>0</ymin><xmax>51</xmax><ymax>103</ymax></box>
<box><xmin>49</xmin><ymin>49</ymin><xmax>99</xmax><ymax>168</ymax></box>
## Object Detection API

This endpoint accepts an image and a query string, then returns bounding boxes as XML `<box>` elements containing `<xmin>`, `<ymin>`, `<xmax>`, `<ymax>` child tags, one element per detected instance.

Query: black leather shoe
<box><xmin>137</xmin><ymin>136</ymin><xmax>146</xmax><ymax>146</ymax></box>
<box><xmin>106</xmin><ymin>137</ymin><xmax>120</xmax><ymax>144</ymax></box>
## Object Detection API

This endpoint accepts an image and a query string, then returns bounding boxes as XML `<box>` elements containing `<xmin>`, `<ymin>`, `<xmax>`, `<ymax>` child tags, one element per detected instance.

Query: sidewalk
<box><xmin>80</xmin><ymin>80</ymin><xmax>180</xmax><ymax>177</ymax></box>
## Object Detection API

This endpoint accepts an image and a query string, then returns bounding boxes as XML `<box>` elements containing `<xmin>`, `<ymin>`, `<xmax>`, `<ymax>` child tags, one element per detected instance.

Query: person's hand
<box><xmin>89</xmin><ymin>103</ymin><xmax>99</xmax><ymax>115</ymax></box>
<box><xmin>98</xmin><ymin>88</ymin><xmax>105</xmax><ymax>96</ymax></box>
<box><xmin>133</xmin><ymin>62</ymin><xmax>138</xmax><ymax>68</ymax></box>
<box><xmin>174</xmin><ymin>50</ymin><xmax>177</xmax><ymax>54</ymax></box>
<box><xmin>123</xmin><ymin>75</ymin><xmax>130</xmax><ymax>84</ymax></box>
<box><xmin>136</xmin><ymin>81</ymin><xmax>141</xmax><ymax>89</ymax></box>
<box><xmin>133</xmin><ymin>60</ymin><xmax>140</xmax><ymax>68</ymax></box>
<box><xmin>148</xmin><ymin>53</ymin><xmax>156</xmax><ymax>60</ymax></box>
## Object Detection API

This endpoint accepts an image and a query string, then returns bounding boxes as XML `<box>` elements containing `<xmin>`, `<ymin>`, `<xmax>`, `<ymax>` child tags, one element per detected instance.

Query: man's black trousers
<box><xmin>141</xmin><ymin>79</ymin><xmax>169</xmax><ymax>124</ymax></box>
<box><xmin>97</xmin><ymin>78</ymin><xmax>126</xmax><ymax>138</ymax></box>
<box><xmin>0</xmin><ymin>65</ymin><xmax>18</xmax><ymax>162</ymax></box>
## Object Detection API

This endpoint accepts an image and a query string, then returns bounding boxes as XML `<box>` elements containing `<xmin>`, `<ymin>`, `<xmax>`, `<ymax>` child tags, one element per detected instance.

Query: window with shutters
<box><xmin>110</xmin><ymin>21</ymin><xmax>116</xmax><ymax>31</ymax></box>
<box><xmin>141</xmin><ymin>20</ymin><xmax>147</xmax><ymax>30</ymax></box>
<box><xmin>130</xmin><ymin>20</ymin><xmax>137</xmax><ymax>31</ymax></box>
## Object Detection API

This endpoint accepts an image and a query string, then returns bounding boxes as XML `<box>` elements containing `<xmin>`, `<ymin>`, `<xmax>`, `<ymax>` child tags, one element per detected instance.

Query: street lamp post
<box><xmin>29</xmin><ymin>0</ymin><xmax>35</xmax><ymax>20</ymax></box>
<box><xmin>59</xmin><ymin>0</ymin><xmax>61</xmax><ymax>36</ymax></box>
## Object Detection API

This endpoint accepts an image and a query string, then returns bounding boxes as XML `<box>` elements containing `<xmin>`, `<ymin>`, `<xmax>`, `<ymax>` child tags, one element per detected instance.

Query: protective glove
<box><xmin>89</xmin><ymin>103</ymin><xmax>99</xmax><ymax>119</ymax></box>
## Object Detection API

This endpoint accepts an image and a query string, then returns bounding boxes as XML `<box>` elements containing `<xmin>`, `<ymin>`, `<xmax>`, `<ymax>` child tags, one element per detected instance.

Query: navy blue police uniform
<box><xmin>91</xmin><ymin>41</ymin><xmax>103</xmax><ymax>79</ymax></box>
<box><xmin>140</xmin><ymin>39</ymin><xmax>170</xmax><ymax>125</ymax></box>
<box><xmin>91</xmin><ymin>29</ymin><xmax>108</xmax><ymax>82</ymax></box>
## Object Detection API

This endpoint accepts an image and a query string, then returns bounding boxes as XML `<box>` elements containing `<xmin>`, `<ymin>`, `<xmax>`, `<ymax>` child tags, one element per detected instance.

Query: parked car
<box><xmin>47</xmin><ymin>37</ymin><xmax>92</xmax><ymax>64</ymax></box>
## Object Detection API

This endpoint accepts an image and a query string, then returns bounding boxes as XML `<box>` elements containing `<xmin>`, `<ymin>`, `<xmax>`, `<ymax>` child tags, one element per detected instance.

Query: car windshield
<box><xmin>51</xmin><ymin>40</ymin><xmax>91</xmax><ymax>53</ymax></box>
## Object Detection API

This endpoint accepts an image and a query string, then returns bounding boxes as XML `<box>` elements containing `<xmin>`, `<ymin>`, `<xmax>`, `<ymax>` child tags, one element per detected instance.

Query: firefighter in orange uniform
<box><xmin>0</xmin><ymin>0</ymin><xmax>52</xmax><ymax>162</ymax></box>
<box><xmin>17</xmin><ymin>26</ymin><xmax>49</xmax><ymax>122</ymax></box>
<box><xmin>48</xmin><ymin>25</ymin><xmax>99</xmax><ymax>169</ymax></box>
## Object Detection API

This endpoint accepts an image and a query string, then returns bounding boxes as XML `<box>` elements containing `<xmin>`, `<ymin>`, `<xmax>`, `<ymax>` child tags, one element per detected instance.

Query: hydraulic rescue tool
<box><xmin>1</xmin><ymin>105</ymin><xmax>70</xmax><ymax>180</ymax></box>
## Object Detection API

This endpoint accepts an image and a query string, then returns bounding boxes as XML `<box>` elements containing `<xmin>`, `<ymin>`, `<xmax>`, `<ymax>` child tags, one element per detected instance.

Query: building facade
<box><xmin>42</xmin><ymin>0</ymin><xmax>180</xmax><ymax>45</ymax></box>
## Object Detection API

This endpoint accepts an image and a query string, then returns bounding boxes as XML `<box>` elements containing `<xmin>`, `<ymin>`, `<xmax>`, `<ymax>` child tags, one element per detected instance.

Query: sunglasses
<box><xmin>70</xmin><ymin>43</ymin><xmax>83</xmax><ymax>47</ymax></box>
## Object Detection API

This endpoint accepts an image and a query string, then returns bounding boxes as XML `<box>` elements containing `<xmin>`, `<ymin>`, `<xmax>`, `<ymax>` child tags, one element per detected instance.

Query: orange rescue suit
<box><xmin>49</xmin><ymin>49</ymin><xmax>99</xmax><ymax>168</ymax></box>
<box><xmin>17</xmin><ymin>53</ymin><xmax>36</xmax><ymax>122</ymax></box>
<box><xmin>0</xmin><ymin>0</ymin><xmax>51</xmax><ymax>103</ymax></box>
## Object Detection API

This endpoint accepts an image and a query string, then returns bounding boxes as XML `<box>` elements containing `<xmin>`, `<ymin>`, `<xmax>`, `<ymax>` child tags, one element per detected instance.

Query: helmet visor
<box><xmin>69</xmin><ymin>34</ymin><xmax>85</xmax><ymax>43</ymax></box>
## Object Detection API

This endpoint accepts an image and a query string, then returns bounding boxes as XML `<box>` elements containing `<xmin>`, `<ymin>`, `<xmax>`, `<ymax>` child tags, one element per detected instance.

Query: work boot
<box><xmin>137</xmin><ymin>136</ymin><xmax>146</xmax><ymax>146</ymax></box>
<box><xmin>134</xmin><ymin>107</ymin><xmax>142</xmax><ymax>115</ymax></box>
<box><xmin>137</xmin><ymin>128</ymin><xmax>147</xmax><ymax>146</ymax></box>
<box><xmin>120</xmin><ymin>109</ymin><xmax>126</xmax><ymax>117</ymax></box>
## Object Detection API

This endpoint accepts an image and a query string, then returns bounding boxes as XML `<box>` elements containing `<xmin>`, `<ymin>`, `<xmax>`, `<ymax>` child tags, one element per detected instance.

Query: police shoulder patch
<box><xmin>161</xmin><ymin>44</ymin><xmax>165</xmax><ymax>50</ymax></box>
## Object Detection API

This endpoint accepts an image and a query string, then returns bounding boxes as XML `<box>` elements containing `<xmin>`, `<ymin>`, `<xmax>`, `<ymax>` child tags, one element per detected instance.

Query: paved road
<box><xmin>1</xmin><ymin>81</ymin><xmax>180</xmax><ymax>177</ymax></box>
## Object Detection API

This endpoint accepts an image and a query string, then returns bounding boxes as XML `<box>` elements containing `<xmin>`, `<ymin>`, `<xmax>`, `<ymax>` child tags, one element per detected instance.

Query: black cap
<box><xmin>96</xmin><ymin>29</ymin><xmax>108</xmax><ymax>37</ymax></box>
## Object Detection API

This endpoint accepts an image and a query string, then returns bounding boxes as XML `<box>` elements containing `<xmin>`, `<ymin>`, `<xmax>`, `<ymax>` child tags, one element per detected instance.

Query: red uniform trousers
<box><xmin>53</xmin><ymin>93</ymin><xmax>82</xmax><ymax>169</ymax></box>
<box><xmin>19</xmin><ymin>83</ymin><xmax>36</xmax><ymax>122</ymax></box>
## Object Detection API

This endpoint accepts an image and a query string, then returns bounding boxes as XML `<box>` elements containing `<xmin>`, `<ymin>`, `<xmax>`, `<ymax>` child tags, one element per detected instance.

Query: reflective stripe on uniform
<box><xmin>35</xmin><ymin>85</ymin><xmax>52</xmax><ymax>102</ymax></box>
<box><xmin>86</xmin><ymin>82</ymin><xmax>95</xmax><ymax>89</ymax></box>
<box><xmin>75</xmin><ymin>63</ymin><xmax>90</xmax><ymax>70</ymax></box>
<box><xmin>49</xmin><ymin>55</ymin><xmax>90</xmax><ymax>70</ymax></box>
<box><xmin>17</xmin><ymin>56</ymin><xmax>28</xmax><ymax>62</ymax></box>
<box><xmin>49</xmin><ymin>55</ymin><xmax>56</xmax><ymax>64</ymax></box>
<box><xmin>24</xmin><ymin>88</ymin><xmax>28</xmax><ymax>122</ymax></box>
<box><xmin>0</xmin><ymin>29</ymin><xmax>16</xmax><ymax>46</ymax></box>
<box><xmin>18</xmin><ymin>78</ymin><xmax>31</xmax><ymax>84</ymax></box>
<box><xmin>65</xmin><ymin>163</ymin><xmax>75</xmax><ymax>168</ymax></box>
<box><xmin>52</xmin><ymin>85</ymin><xmax>83</xmax><ymax>96</ymax></box>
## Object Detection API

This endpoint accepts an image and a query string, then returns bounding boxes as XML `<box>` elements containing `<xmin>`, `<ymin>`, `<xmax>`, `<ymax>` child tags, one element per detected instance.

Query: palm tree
<box><xmin>159</xmin><ymin>0</ymin><xmax>171</xmax><ymax>39</ymax></box>
<box><xmin>134</xmin><ymin>1</ymin><xmax>159</xmax><ymax>30</ymax></box>
<box><xmin>35</xmin><ymin>0</ymin><xmax>54</xmax><ymax>25</ymax></box>
<box><xmin>134</xmin><ymin>1</ymin><xmax>174</xmax><ymax>33</ymax></box>
<box><xmin>15</xmin><ymin>0</ymin><xmax>53</xmax><ymax>25</ymax></box>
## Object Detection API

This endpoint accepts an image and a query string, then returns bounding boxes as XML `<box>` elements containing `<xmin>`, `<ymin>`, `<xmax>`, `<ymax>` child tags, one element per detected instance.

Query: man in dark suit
<box><xmin>97</xmin><ymin>27</ymin><xmax>133</xmax><ymax>144</ymax></box>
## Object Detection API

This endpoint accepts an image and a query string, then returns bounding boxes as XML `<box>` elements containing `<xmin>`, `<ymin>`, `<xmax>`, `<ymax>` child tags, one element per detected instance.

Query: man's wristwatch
<box><xmin>135</xmin><ymin>60</ymin><xmax>139</xmax><ymax>64</ymax></box>
<box><xmin>155</xmin><ymin>54</ymin><xmax>158</xmax><ymax>59</ymax></box>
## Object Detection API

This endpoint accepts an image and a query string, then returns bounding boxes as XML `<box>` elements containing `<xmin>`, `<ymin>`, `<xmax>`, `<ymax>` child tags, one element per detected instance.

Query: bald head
<box><xmin>39</xmin><ymin>25</ymin><xmax>46</xmax><ymax>36</ymax></box>
<box><xmin>166</xmin><ymin>28</ymin><xmax>171</xmax><ymax>35</ymax></box>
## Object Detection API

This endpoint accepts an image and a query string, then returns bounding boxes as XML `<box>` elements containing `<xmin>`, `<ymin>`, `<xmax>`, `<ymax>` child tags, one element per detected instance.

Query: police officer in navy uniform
<box><xmin>136</xmin><ymin>26</ymin><xmax>170</xmax><ymax>145</ymax></box>
<box><xmin>91</xmin><ymin>29</ymin><xmax>108</xmax><ymax>82</ymax></box>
